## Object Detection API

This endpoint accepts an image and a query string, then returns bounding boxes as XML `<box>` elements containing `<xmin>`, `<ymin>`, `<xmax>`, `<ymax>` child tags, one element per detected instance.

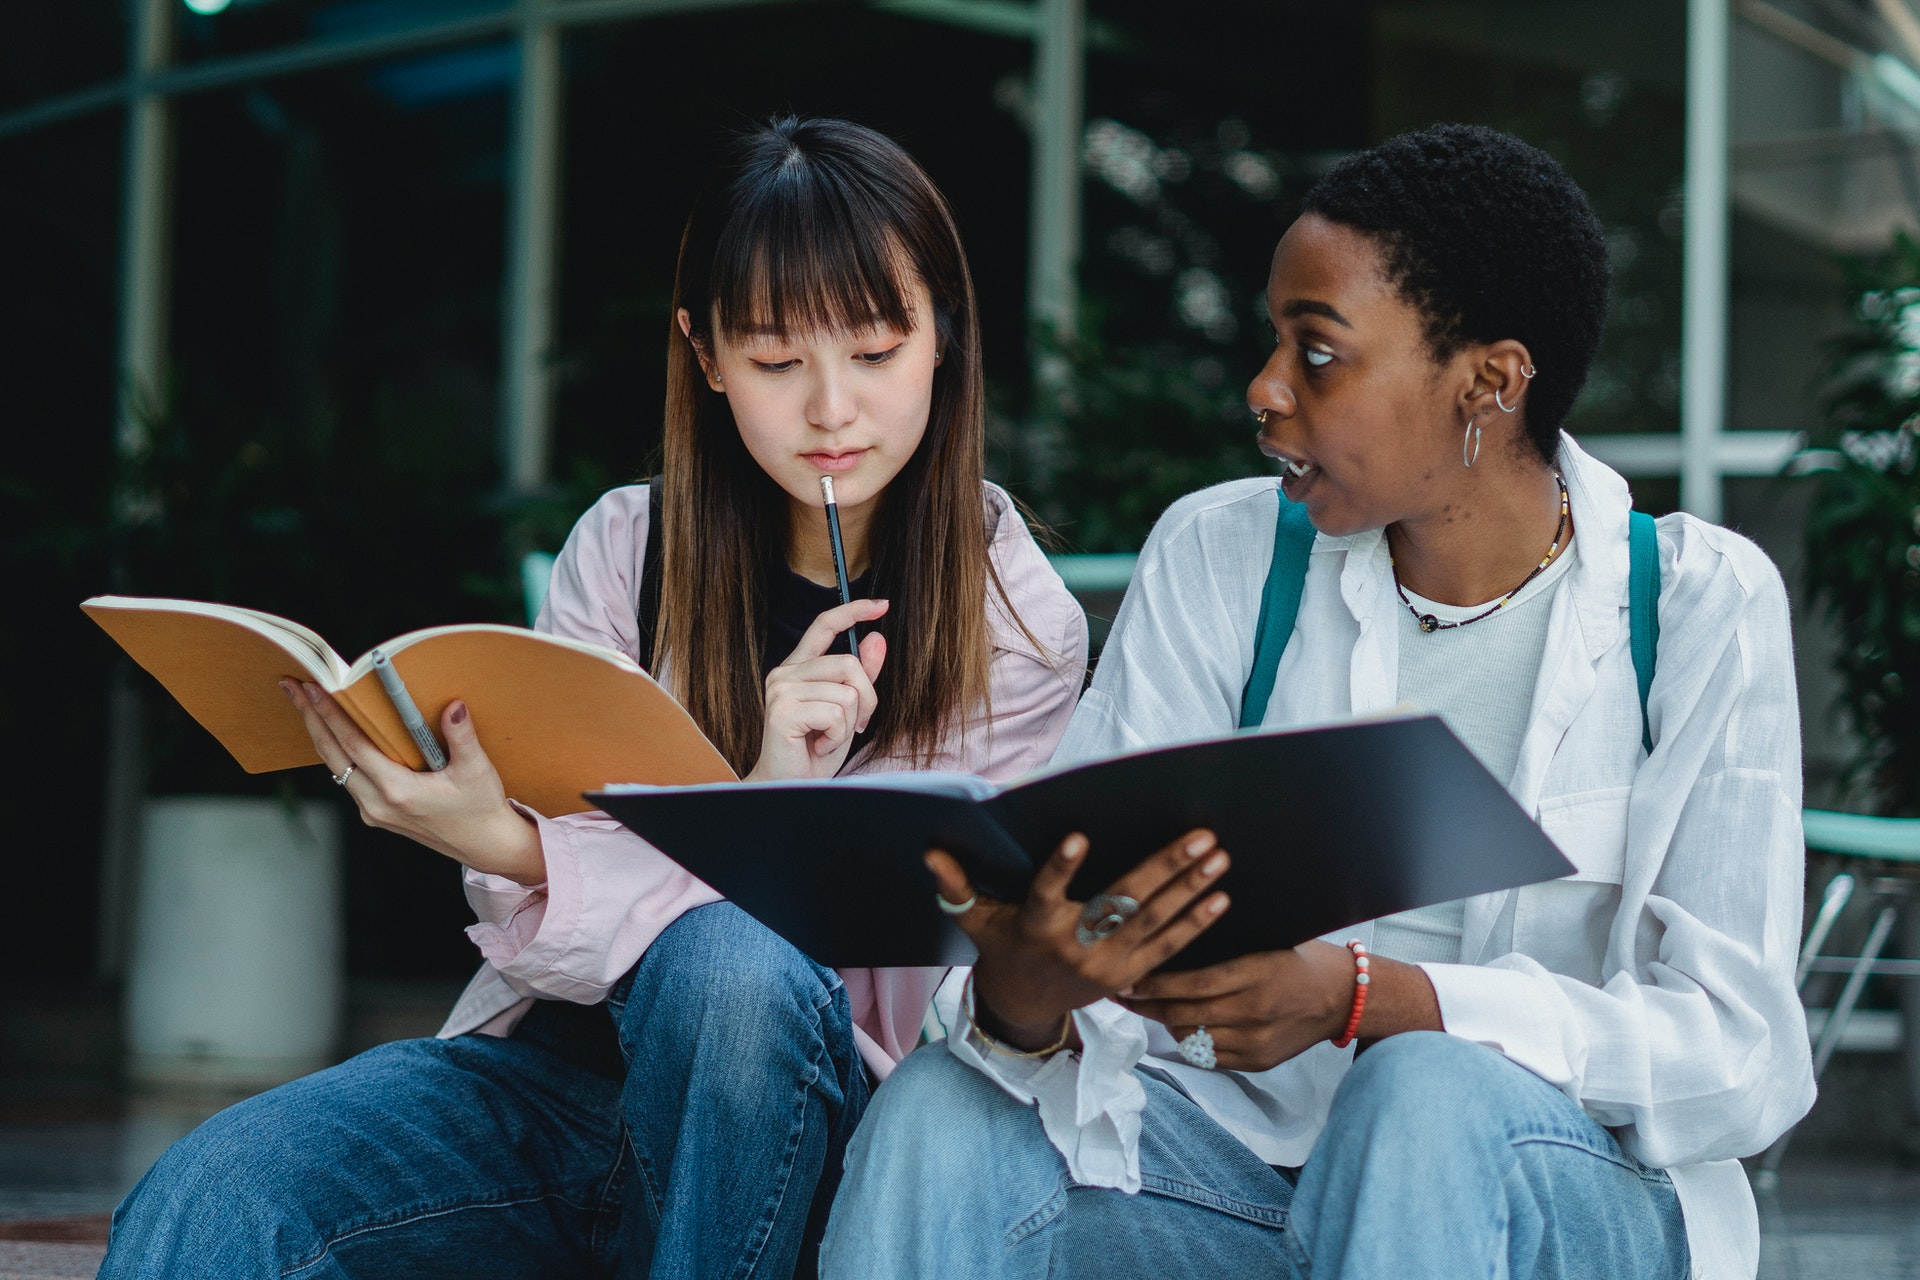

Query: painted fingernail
<box><xmin>1202</xmin><ymin>852</ymin><xmax>1227</xmax><ymax>877</ymax></box>
<box><xmin>1117</xmin><ymin>985</ymin><xmax>1135</xmax><ymax>997</ymax></box>
<box><xmin>304</xmin><ymin>683</ymin><xmax>321</xmax><ymax>699</ymax></box>
<box><xmin>450</xmin><ymin>703</ymin><xmax>468</xmax><ymax>725</ymax></box>
<box><xmin>1062</xmin><ymin>834</ymin><xmax>1088</xmax><ymax>861</ymax></box>
<box><xmin>278</xmin><ymin>680</ymin><xmax>295</xmax><ymax>700</ymax></box>
<box><xmin>1209</xmin><ymin>895</ymin><xmax>1229</xmax><ymax>915</ymax></box>
<box><xmin>1184</xmin><ymin>832</ymin><xmax>1214</xmax><ymax>858</ymax></box>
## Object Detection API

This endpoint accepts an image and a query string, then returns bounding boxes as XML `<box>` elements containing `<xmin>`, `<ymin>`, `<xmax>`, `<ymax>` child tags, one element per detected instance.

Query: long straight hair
<box><xmin>658</xmin><ymin>116</ymin><xmax>1004</xmax><ymax>774</ymax></box>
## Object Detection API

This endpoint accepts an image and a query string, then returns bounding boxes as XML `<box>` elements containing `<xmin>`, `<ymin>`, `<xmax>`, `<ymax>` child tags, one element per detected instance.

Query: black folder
<box><xmin>588</xmin><ymin>715</ymin><xmax>1574</xmax><ymax>970</ymax></box>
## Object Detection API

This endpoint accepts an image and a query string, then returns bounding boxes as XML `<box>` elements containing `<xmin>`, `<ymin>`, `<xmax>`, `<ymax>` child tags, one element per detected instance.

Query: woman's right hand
<box><xmin>926</xmin><ymin>830</ymin><xmax>1232</xmax><ymax>1051</ymax></box>
<box><xmin>748</xmin><ymin>597</ymin><xmax>890</xmax><ymax>782</ymax></box>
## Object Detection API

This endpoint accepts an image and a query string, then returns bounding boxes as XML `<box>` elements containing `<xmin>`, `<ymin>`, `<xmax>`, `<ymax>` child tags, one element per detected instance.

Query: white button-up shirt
<box><xmin>951</xmin><ymin>435</ymin><xmax>1815</xmax><ymax>1280</ymax></box>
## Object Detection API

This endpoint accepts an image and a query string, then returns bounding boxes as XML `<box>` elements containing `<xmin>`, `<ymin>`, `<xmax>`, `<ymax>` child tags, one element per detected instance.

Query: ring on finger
<box><xmin>935</xmin><ymin>891</ymin><xmax>977</xmax><ymax>916</ymax></box>
<box><xmin>1074</xmin><ymin>893</ymin><xmax>1139</xmax><ymax>947</ymax></box>
<box><xmin>1177</xmin><ymin>1026</ymin><xmax>1217</xmax><ymax>1069</ymax></box>
<box><xmin>331</xmin><ymin>764</ymin><xmax>357</xmax><ymax>788</ymax></box>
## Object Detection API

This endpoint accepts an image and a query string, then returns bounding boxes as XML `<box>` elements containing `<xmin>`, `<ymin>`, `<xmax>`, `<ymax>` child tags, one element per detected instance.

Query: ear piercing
<box><xmin>1495</xmin><ymin>363</ymin><xmax>1538</xmax><ymax>412</ymax></box>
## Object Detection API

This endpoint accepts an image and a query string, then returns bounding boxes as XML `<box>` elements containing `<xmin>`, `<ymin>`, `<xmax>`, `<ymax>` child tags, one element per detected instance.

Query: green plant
<box><xmin>1802</xmin><ymin>231</ymin><xmax>1920</xmax><ymax>816</ymax></box>
<box><xmin>99</xmin><ymin>377</ymin><xmax>523</xmax><ymax>794</ymax></box>
<box><xmin>991</xmin><ymin>323</ymin><xmax>1269</xmax><ymax>553</ymax></box>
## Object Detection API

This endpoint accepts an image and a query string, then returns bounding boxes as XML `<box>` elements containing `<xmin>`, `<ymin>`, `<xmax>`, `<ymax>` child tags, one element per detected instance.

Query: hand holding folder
<box><xmin>592</xmin><ymin>714</ymin><xmax>1575</xmax><ymax>971</ymax></box>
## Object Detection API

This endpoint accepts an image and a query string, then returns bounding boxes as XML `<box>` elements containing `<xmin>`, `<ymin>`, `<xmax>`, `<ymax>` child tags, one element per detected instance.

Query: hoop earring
<box><xmin>1521</xmin><ymin>363</ymin><xmax>1537</xmax><ymax>379</ymax></box>
<box><xmin>1463</xmin><ymin>416</ymin><xmax>1481</xmax><ymax>468</ymax></box>
<box><xmin>1494</xmin><ymin>386</ymin><xmax>1518</xmax><ymax>414</ymax></box>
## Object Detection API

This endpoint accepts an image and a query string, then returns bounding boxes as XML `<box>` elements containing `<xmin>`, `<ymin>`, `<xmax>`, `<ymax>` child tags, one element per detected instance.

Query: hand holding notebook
<box><xmin>82</xmin><ymin>595</ymin><xmax>735</xmax><ymax>818</ymax></box>
<box><xmin>591</xmin><ymin>714</ymin><xmax>1575</xmax><ymax>971</ymax></box>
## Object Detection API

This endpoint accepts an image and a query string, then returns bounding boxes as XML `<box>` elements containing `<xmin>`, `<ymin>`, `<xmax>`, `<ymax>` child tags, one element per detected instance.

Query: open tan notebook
<box><xmin>82</xmin><ymin>595</ymin><xmax>735</xmax><ymax>816</ymax></box>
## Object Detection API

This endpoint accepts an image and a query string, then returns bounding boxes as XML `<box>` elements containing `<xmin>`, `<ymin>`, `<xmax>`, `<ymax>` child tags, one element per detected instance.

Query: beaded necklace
<box><xmin>1393</xmin><ymin>472</ymin><xmax>1571</xmax><ymax>635</ymax></box>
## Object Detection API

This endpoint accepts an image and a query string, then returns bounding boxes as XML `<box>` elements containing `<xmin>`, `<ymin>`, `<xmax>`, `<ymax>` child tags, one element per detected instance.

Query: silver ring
<box><xmin>331</xmin><ymin>764</ymin><xmax>356</xmax><ymax>788</ymax></box>
<box><xmin>1177</xmin><ymin>1026</ymin><xmax>1217</xmax><ymax>1069</ymax></box>
<box><xmin>935</xmin><ymin>891</ymin><xmax>977</xmax><ymax>916</ymax></box>
<box><xmin>1074</xmin><ymin>893</ymin><xmax>1139</xmax><ymax>947</ymax></box>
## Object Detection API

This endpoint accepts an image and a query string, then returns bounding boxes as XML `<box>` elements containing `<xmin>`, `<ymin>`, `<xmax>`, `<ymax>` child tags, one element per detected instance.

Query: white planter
<box><xmin>126</xmin><ymin>796</ymin><xmax>344</xmax><ymax>1088</ymax></box>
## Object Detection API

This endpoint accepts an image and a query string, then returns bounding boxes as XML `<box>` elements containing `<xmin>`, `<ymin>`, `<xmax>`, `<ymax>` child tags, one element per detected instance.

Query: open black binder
<box><xmin>589</xmin><ymin>715</ymin><xmax>1574</xmax><ymax>970</ymax></box>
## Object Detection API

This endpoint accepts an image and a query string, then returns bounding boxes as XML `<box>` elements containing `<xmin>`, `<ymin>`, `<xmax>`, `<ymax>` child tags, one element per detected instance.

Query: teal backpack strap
<box><xmin>1239</xmin><ymin>491</ymin><xmax>1317</xmax><ymax>729</ymax></box>
<box><xmin>1627</xmin><ymin>510</ymin><xmax>1660</xmax><ymax>754</ymax></box>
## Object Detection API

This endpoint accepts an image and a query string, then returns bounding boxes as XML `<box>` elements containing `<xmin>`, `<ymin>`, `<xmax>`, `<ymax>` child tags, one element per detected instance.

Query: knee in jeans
<box><xmin>854</xmin><ymin>1046</ymin><xmax>1016</xmax><ymax>1176</ymax></box>
<box><xmin>115</xmin><ymin>1105</ymin><xmax>302</xmax><ymax>1243</ymax></box>
<box><xmin>619</xmin><ymin>903</ymin><xmax>832</xmax><ymax>1041</ymax></box>
<box><xmin>1340</xmin><ymin>1031</ymin><xmax>1515</xmax><ymax>1135</ymax></box>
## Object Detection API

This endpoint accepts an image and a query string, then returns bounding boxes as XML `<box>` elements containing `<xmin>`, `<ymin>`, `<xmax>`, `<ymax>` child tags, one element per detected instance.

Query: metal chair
<box><xmin>1753</xmin><ymin>808</ymin><xmax>1920</xmax><ymax>1188</ymax></box>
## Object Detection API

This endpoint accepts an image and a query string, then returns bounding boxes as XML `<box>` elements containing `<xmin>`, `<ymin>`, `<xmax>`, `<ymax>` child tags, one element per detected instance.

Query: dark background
<box><xmin>3</xmin><ymin>0</ymin><xmax>1695</xmax><ymax>986</ymax></box>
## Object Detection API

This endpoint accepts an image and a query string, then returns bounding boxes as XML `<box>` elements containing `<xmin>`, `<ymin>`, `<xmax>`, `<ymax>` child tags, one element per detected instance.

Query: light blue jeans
<box><xmin>822</xmin><ymin>1031</ymin><xmax>1689</xmax><ymax>1279</ymax></box>
<box><xmin>100</xmin><ymin>903</ymin><xmax>868</xmax><ymax>1279</ymax></box>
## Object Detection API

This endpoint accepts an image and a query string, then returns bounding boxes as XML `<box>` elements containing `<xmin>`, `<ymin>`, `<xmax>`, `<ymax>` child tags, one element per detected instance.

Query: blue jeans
<box><xmin>822</xmin><ymin>1031</ymin><xmax>1689</xmax><ymax>1279</ymax></box>
<box><xmin>101</xmin><ymin>903</ymin><xmax>870</xmax><ymax>1279</ymax></box>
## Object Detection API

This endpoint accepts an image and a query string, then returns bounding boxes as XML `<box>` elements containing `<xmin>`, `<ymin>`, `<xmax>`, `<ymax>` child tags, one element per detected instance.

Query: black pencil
<box><xmin>819</xmin><ymin>475</ymin><xmax>860</xmax><ymax>656</ymax></box>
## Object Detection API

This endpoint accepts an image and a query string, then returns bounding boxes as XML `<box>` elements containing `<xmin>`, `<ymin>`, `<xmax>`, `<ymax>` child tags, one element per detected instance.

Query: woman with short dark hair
<box><xmin>824</xmin><ymin>123</ymin><xmax>1814</xmax><ymax>1280</ymax></box>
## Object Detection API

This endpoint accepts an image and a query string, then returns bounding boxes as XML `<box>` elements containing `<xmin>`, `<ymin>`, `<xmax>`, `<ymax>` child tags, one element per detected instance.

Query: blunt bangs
<box><xmin>661</xmin><ymin>115</ymin><xmax>1013</xmax><ymax>773</ymax></box>
<box><xmin>706</xmin><ymin>150</ymin><xmax>924</xmax><ymax>344</ymax></box>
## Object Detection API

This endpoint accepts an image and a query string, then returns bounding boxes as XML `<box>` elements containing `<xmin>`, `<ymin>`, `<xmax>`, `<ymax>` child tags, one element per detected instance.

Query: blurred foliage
<box><xmin>1802</xmin><ymin>232</ymin><xmax>1920</xmax><ymax>816</ymax></box>
<box><xmin>995</xmin><ymin>13</ymin><xmax>1689</xmax><ymax>551</ymax></box>
<box><xmin>989</xmin><ymin>109</ymin><xmax>1302</xmax><ymax>551</ymax></box>
<box><xmin>1372</xmin><ymin>12</ymin><xmax>1688</xmax><ymax>442</ymax></box>
<box><xmin>992</xmin><ymin>324</ymin><xmax>1268</xmax><ymax>552</ymax></box>
<box><xmin>81</xmin><ymin>371</ymin><xmax>520</xmax><ymax>795</ymax></box>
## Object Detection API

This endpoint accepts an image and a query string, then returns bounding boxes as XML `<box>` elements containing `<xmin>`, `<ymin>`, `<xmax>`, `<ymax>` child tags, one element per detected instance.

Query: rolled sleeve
<box><xmin>1420</xmin><ymin>960</ymin><xmax>1585</xmax><ymax>1091</ymax></box>
<box><xmin>466</xmin><ymin>804</ymin><xmax>722</xmax><ymax>1005</ymax></box>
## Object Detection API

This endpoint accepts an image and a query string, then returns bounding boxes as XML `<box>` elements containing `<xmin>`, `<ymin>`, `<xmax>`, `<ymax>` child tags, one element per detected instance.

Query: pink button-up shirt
<box><xmin>437</xmin><ymin>480</ymin><xmax>1088</xmax><ymax>1078</ymax></box>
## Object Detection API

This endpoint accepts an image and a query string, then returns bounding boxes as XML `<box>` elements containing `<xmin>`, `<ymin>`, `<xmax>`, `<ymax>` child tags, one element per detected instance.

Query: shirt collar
<box><xmin>1555</xmin><ymin>431</ymin><xmax>1635</xmax><ymax>661</ymax></box>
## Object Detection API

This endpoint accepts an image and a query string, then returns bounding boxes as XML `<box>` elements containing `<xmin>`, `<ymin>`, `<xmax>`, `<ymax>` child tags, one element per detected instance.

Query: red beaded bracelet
<box><xmin>1330</xmin><ymin>939</ymin><xmax>1370</xmax><ymax>1049</ymax></box>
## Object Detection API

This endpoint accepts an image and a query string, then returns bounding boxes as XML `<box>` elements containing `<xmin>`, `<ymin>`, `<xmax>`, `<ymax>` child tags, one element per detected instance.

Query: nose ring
<box><xmin>1253</xmin><ymin>408</ymin><xmax>1270</xmax><ymax>426</ymax></box>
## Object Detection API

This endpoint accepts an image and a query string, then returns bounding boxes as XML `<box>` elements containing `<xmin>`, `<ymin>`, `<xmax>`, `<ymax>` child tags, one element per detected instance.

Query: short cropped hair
<box><xmin>1300</xmin><ymin>124</ymin><xmax>1610</xmax><ymax>461</ymax></box>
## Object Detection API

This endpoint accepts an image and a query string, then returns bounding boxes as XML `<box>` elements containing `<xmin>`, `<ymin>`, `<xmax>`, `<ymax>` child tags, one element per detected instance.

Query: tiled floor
<box><xmin>1758</xmin><ymin>1158</ymin><xmax>1920</xmax><ymax>1280</ymax></box>
<box><xmin>1</xmin><ymin>1023</ymin><xmax>1914</xmax><ymax>1278</ymax></box>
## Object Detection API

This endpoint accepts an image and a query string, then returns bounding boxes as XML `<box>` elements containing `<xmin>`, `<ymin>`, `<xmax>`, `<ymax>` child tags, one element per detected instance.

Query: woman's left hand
<box><xmin>1116</xmin><ymin>941</ymin><xmax>1442</xmax><ymax>1072</ymax></box>
<box><xmin>284</xmin><ymin>680</ymin><xmax>546</xmax><ymax>884</ymax></box>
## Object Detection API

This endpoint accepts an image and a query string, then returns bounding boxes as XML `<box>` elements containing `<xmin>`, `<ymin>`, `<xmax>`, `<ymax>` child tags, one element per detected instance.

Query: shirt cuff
<box><xmin>461</xmin><ymin>800</ymin><xmax>559</xmax><ymax>971</ymax></box>
<box><xmin>945</xmin><ymin>987</ymin><xmax>1150</xmax><ymax>1192</ymax></box>
<box><xmin>1419</xmin><ymin>960</ymin><xmax>1582</xmax><ymax>1095</ymax></box>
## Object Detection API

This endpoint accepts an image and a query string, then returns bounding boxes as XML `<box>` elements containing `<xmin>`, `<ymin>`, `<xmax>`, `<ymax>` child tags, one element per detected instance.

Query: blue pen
<box><xmin>370</xmin><ymin>648</ymin><xmax>449</xmax><ymax>770</ymax></box>
<box><xmin>819</xmin><ymin>475</ymin><xmax>861</xmax><ymax>657</ymax></box>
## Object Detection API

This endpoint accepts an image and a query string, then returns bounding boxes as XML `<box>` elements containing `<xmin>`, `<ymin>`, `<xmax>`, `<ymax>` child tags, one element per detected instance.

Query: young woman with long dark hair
<box><xmin>103</xmin><ymin>115</ymin><xmax>1086</xmax><ymax>1280</ymax></box>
